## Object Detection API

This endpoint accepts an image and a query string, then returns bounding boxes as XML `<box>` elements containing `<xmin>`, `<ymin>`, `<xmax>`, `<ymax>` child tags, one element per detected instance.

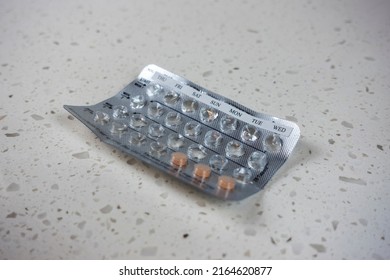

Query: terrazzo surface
<box><xmin>0</xmin><ymin>0</ymin><xmax>389</xmax><ymax>259</ymax></box>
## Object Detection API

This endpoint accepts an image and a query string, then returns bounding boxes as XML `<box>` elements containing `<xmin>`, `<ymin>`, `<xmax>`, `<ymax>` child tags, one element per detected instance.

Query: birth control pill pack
<box><xmin>64</xmin><ymin>65</ymin><xmax>300</xmax><ymax>200</ymax></box>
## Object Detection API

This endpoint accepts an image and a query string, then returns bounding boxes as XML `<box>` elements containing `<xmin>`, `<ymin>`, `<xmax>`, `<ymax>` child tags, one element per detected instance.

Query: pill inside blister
<box><xmin>218</xmin><ymin>176</ymin><xmax>235</xmax><ymax>191</ymax></box>
<box><xmin>171</xmin><ymin>152</ymin><xmax>188</xmax><ymax>168</ymax></box>
<box><xmin>64</xmin><ymin>64</ymin><xmax>300</xmax><ymax>200</ymax></box>
<box><xmin>193</xmin><ymin>164</ymin><xmax>211</xmax><ymax>180</ymax></box>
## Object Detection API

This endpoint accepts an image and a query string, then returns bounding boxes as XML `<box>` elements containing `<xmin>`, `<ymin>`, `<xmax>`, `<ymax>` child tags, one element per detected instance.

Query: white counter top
<box><xmin>1</xmin><ymin>0</ymin><xmax>389</xmax><ymax>259</ymax></box>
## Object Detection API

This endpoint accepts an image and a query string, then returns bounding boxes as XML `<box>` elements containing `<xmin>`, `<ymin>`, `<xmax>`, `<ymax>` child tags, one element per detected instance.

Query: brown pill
<box><xmin>193</xmin><ymin>164</ymin><xmax>211</xmax><ymax>180</ymax></box>
<box><xmin>171</xmin><ymin>152</ymin><xmax>188</xmax><ymax>168</ymax></box>
<box><xmin>218</xmin><ymin>175</ymin><xmax>235</xmax><ymax>191</ymax></box>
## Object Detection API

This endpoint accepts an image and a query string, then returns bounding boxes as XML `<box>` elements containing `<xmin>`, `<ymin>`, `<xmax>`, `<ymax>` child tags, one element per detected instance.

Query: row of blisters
<box><xmin>145</xmin><ymin>82</ymin><xmax>284</xmax><ymax>155</ymax></box>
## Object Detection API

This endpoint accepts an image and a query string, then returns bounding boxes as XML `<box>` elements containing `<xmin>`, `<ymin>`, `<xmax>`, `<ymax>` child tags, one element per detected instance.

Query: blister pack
<box><xmin>64</xmin><ymin>65</ymin><xmax>300</xmax><ymax>200</ymax></box>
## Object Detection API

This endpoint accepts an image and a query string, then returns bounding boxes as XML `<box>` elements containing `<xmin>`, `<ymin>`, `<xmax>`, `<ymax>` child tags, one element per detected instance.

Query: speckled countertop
<box><xmin>1</xmin><ymin>0</ymin><xmax>389</xmax><ymax>259</ymax></box>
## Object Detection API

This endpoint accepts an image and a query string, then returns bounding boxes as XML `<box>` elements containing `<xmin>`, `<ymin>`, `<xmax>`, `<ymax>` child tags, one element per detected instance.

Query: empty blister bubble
<box><xmin>167</xmin><ymin>133</ymin><xmax>186</xmax><ymax>150</ymax></box>
<box><xmin>209</xmin><ymin>155</ymin><xmax>228</xmax><ymax>172</ymax></box>
<box><xmin>163</xmin><ymin>90</ymin><xmax>180</xmax><ymax>105</ymax></box>
<box><xmin>225</xmin><ymin>140</ymin><xmax>245</xmax><ymax>158</ymax></box>
<box><xmin>248</xmin><ymin>151</ymin><xmax>267</xmax><ymax>172</ymax></box>
<box><xmin>129</xmin><ymin>94</ymin><xmax>146</xmax><ymax>109</ymax></box>
<box><xmin>204</xmin><ymin>130</ymin><xmax>223</xmax><ymax>148</ymax></box>
<box><xmin>263</xmin><ymin>134</ymin><xmax>283</xmax><ymax>153</ymax></box>
<box><xmin>200</xmin><ymin>107</ymin><xmax>218</xmax><ymax>123</ymax></box>
<box><xmin>181</xmin><ymin>99</ymin><xmax>198</xmax><ymax>113</ymax></box>
<box><xmin>129</xmin><ymin>131</ymin><xmax>147</xmax><ymax>146</ymax></box>
<box><xmin>110</xmin><ymin>121</ymin><xmax>127</xmax><ymax>135</ymax></box>
<box><xmin>112</xmin><ymin>105</ymin><xmax>128</xmax><ymax>119</ymax></box>
<box><xmin>187</xmin><ymin>144</ymin><xmax>207</xmax><ymax>161</ymax></box>
<box><xmin>130</xmin><ymin>114</ymin><xmax>148</xmax><ymax>129</ymax></box>
<box><xmin>241</xmin><ymin>124</ymin><xmax>260</xmax><ymax>142</ymax></box>
<box><xmin>149</xmin><ymin>141</ymin><xmax>167</xmax><ymax>157</ymax></box>
<box><xmin>165</xmin><ymin>111</ymin><xmax>182</xmax><ymax>128</ymax></box>
<box><xmin>94</xmin><ymin>111</ymin><xmax>110</xmax><ymax>125</ymax></box>
<box><xmin>233</xmin><ymin>167</ymin><xmax>252</xmax><ymax>184</ymax></box>
<box><xmin>148</xmin><ymin>123</ymin><xmax>165</xmax><ymax>139</ymax></box>
<box><xmin>147</xmin><ymin>102</ymin><xmax>164</xmax><ymax>119</ymax></box>
<box><xmin>184</xmin><ymin>121</ymin><xmax>201</xmax><ymax>138</ymax></box>
<box><xmin>65</xmin><ymin>64</ymin><xmax>300</xmax><ymax>200</ymax></box>
<box><xmin>220</xmin><ymin>115</ymin><xmax>238</xmax><ymax>133</ymax></box>
<box><xmin>146</xmin><ymin>83</ymin><xmax>165</xmax><ymax>96</ymax></box>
